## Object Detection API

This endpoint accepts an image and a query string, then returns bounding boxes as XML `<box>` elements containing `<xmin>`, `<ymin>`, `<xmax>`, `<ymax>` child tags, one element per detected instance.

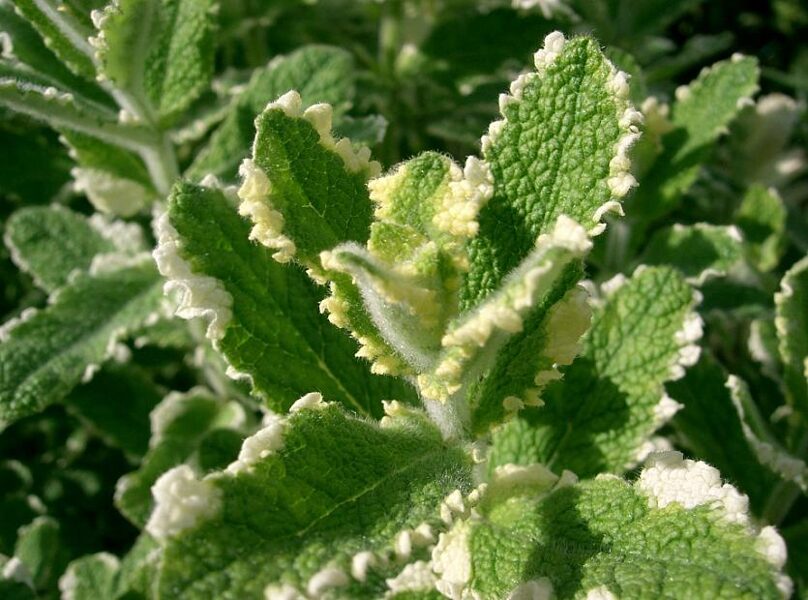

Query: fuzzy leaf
<box><xmin>630</xmin><ymin>55</ymin><xmax>760</xmax><ymax>223</ymax></box>
<box><xmin>153</xmin><ymin>402</ymin><xmax>473</xmax><ymax>598</ymax></box>
<box><xmin>641</xmin><ymin>223</ymin><xmax>744</xmax><ymax>284</ymax></box>
<box><xmin>668</xmin><ymin>354</ymin><xmax>777</xmax><ymax>512</ymax></box>
<box><xmin>187</xmin><ymin>45</ymin><xmax>355</xmax><ymax>181</ymax></box>
<box><xmin>0</xmin><ymin>0</ymin><xmax>111</xmax><ymax>104</ymax></box>
<box><xmin>490</xmin><ymin>266</ymin><xmax>699</xmax><ymax>476</ymax></box>
<box><xmin>775</xmin><ymin>256</ymin><xmax>808</xmax><ymax>420</ymax></box>
<box><xmin>239</xmin><ymin>90</ymin><xmax>378</xmax><ymax>268</ymax></box>
<box><xmin>435</xmin><ymin>453</ymin><xmax>790</xmax><ymax>599</ymax></box>
<box><xmin>155</xmin><ymin>181</ymin><xmax>416</xmax><ymax>416</ymax></box>
<box><xmin>12</xmin><ymin>0</ymin><xmax>96</xmax><ymax>79</ymax></box>
<box><xmin>736</xmin><ymin>185</ymin><xmax>787</xmax><ymax>272</ymax></box>
<box><xmin>95</xmin><ymin>0</ymin><xmax>217</xmax><ymax>125</ymax></box>
<box><xmin>726</xmin><ymin>375</ymin><xmax>808</xmax><ymax>493</ymax></box>
<box><xmin>417</xmin><ymin>217</ymin><xmax>593</xmax><ymax>439</ymax></box>
<box><xmin>0</xmin><ymin>259</ymin><xmax>163</xmax><ymax>424</ymax></box>
<box><xmin>115</xmin><ymin>389</ymin><xmax>245</xmax><ymax>527</ymax></box>
<box><xmin>461</xmin><ymin>33</ymin><xmax>641</xmax><ymax>307</ymax></box>
<box><xmin>14</xmin><ymin>517</ymin><xmax>68</xmax><ymax>592</ymax></box>
<box><xmin>0</xmin><ymin>78</ymin><xmax>154</xmax><ymax>151</ymax></box>
<box><xmin>62</xmin><ymin>131</ymin><xmax>158</xmax><ymax>216</ymax></box>
<box><xmin>3</xmin><ymin>206</ymin><xmax>144</xmax><ymax>292</ymax></box>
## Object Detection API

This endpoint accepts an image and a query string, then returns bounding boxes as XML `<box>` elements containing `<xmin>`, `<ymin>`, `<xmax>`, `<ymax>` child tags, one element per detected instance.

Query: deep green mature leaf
<box><xmin>0</xmin><ymin>125</ymin><xmax>71</xmax><ymax>202</ymax></box>
<box><xmin>115</xmin><ymin>388</ymin><xmax>244</xmax><ymax>527</ymax></box>
<box><xmin>489</xmin><ymin>266</ymin><xmax>699</xmax><ymax>477</ymax></box>
<box><xmin>641</xmin><ymin>223</ymin><xmax>744</xmax><ymax>284</ymax></box>
<box><xmin>736</xmin><ymin>185</ymin><xmax>787</xmax><ymax>272</ymax></box>
<box><xmin>461</xmin><ymin>33</ymin><xmax>641</xmax><ymax>306</ymax></box>
<box><xmin>434</xmin><ymin>452</ymin><xmax>790</xmax><ymax>598</ymax></box>
<box><xmin>155</xmin><ymin>181</ymin><xmax>417</xmax><ymax>416</ymax></box>
<box><xmin>3</xmin><ymin>206</ymin><xmax>139</xmax><ymax>292</ymax></box>
<box><xmin>95</xmin><ymin>0</ymin><xmax>217</xmax><ymax>125</ymax></box>
<box><xmin>668</xmin><ymin>354</ymin><xmax>777</xmax><ymax>512</ymax></box>
<box><xmin>14</xmin><ymin>516</ymin><xmax>69</xmax><ymax>592</ymax></box>
<box><xmin>66</xmin><ymin>364</ymin><xmax>163</xmax><ymax>458</ymax></box>
<box><xmin>420</xmin><ymin>8</ymin><xmax>556</xmax><ymax>80</ymax></box>
<box><xmin>0</xmin><ymin>259</ymin><xmax>163</xmax><ymax>424</ymax></box>
<box><xmin>153</xmin><ymin>402</ymin><xmax>473</xmax><ymax>598</ymax></box>
<box><xmin>775</xmin><ymin>255</ymin><xmax>808</xmax><ymax>420</ymax></box>
<box><xmin>629</xmin><ymin>55</ymin><xmax>760</xmax><ymax>224</ymax></box>
<box><xmin>187</xmin><ymin>45</ymin><xmax>355</xmax><ymax>181</ymax></box>
<box><xmin>12</xmin><ymin>0</ymin><xmax>97</xmax><ymax>79</ymax></box>
<box><xmin>239</xmin><ymin>89</ymin><xmax>378</xmax><ymax>268</ymax></box>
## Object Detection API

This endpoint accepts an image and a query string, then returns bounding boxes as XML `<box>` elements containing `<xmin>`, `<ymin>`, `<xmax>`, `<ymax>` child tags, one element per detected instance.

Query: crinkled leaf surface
<box><xmin>462</xmin><ymin>35</ymin><xmax>636</xmax><ymax>306</ymax></box>
<box><xmin>155</xmin><ymin>404</ymin><xmax>473</xmax><ymax>599</ymax></box>
<box><xmin>641</xmin><ymin>223</ymin><xmax>743</xmax><ymax>284</ymax></box>
<box><xmin>0</xmin><ymin>260</ymin><xmax>163</xmax><ymax>424</ymax></box>
<box><xmin>160</xmin><ymin>182</ymin><xmax>416</xmax><ymax>416</ymax></box>
<box><xmin>187</xmin><ymin>45</ymin><xmax>355</xmax><ymax>181</ymax></box>
<box><xmin>97</xmin><ymin>0</ymin><xmax>217</xmax><ymax>125</ymax></box>
<box><xmin>489</xmin><ymin>266</ymin><xmax>697</xmax><ymax>477</ymax></box>
<box><xmin>776</xmin><ymin>256</ymin><xmax>808</xmax><ymax>419</ymax></box>
<box><xmin>245</xmin><ymin>95</ymin><xmax>375</xmax><ymax>267</ymax></box>
<box><xmin>4</xmin><ymin>206</ymin><xmax>116</xmax><ymax>292</ymax></box>
<box><xmin>443</xmin><ymin>456</ymin><xmax>787</xmax><ymax>599</ymax></box>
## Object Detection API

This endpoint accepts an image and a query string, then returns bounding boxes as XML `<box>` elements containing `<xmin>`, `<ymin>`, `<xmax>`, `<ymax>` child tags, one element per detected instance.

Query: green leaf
<box><xmin>0</xmin><ymin>0</ymin><xmax>111</xmax><ymax>104</ymax></box>
<box><xmin>641</xmin><ymin>223</ymin><xmax>744</xmax><ymax>284</ymax></box>
<box><xmin>726</xmin><ymin>375</ymin><xmax>808</xmax><ymax>493</ymax></box>
<box><xmin>0</xmin><ymin>78</ymin><xmax>155</xmax><ymax>151</ymax></box>
<box><xmin>435</xmin><ymin>452</ymin><xmax>791</xmax><ymax>598</ymax></box>
<box><xmin>332</xmin><ymin>114</ymin><xmax>388</xmax><ymax>147</ymax></box>
<box><xmin>0</xmin><ymin>259</ymin><xmax>163</xmax><ymax>425</ymax></box>
<box><xmin>115</xmin><ymin>388</ymin><xmax>245</xmax><ymax>527</ymax></box>
<box><xmin>12</xmin><ymin>0</ymin><xmax>97</xmax><ymax>79</ymax></box>
<box><xmin>775</xmin><ymin>256</ymin><xmax>808</xmax><ymax>420</ymax></box>
<box><xmin>668</xmin><ymin>353</ymin><xmax>777</xmax><ymax>512</ymax></box>
<box><xmin>629</xmin><ymin>55</ymin><xmax>760</xmax><ymax>224</ymax></box>
<box><xmin>489</xmin><ymin>266</ymin><xmax>700</xmax><ymax>477</ymax></box>
<box><xmin>155</xmin><ymin>181</ymin><xmax>417</xmax><ymax>416</ymax></box>
<box><xmin>417</xmin><ymin>217</ymin><xmax>593</xmax><ymax>438</ymax></box>
<box><xmin>14</xmin><ymin>516</ymin><xmax>69</xmax><ymax>592</ymax></box>
<box><xmin>3</xmin><ymin>206</ymin><xmax>144</xmax><ymax>293</ymax></box>
<box><xmin>62</xmin><ymin>130</ymin><xmax>159</xmax><ymax>216</ymax></box>
<box><xmin>95</xmin><ymin>0</ymin><xmax>217</xmax><ymax>125</ymax></box>
<box><xmin>728</xmin><ymin>93</ymin><xmax>804</xmax><ymax>187</ymax></box>
<box><xmin>58</xmin><ymin>536</ymin><xmax>159</xmax><ymax>600</ymax></box>
<box><xmin>238</xmin><ymin>89</ymin><xmax>378</xmax><ymax>268</ymax></box>
<box><xmin>187</xmin><ymin>45</ymin><xmax>355</xmax><ymax>181</ymax></box>
<box><xmin>461</xmin><ymin>33</ymin><xmax>641</xmax><ymax>307</ymax></box>
<box><xmin>65</xmin><ymin>364</ymin><xmax>163</xmax><ymax>458</ymax></box>
<box><xmin>57</xmin><ymin>553</ymin><xmax>119</xmax><ymax>600</ymax></box>
<box><xmin>736</xmin><ymin>184</ymin><xmax>787</xmax><ymax>272</ymax></box>
<box><xmin>152</xmin><ymin>401</ymin><xmax>473</xmax><ymax>598</ymax></box>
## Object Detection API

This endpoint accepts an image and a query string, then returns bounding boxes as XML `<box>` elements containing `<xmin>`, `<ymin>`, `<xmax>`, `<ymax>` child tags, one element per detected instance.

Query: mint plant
<box><xmin>1</xmin><ymin>1</ymin><xmax>807</xmax><ymax>598</ymax></box>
